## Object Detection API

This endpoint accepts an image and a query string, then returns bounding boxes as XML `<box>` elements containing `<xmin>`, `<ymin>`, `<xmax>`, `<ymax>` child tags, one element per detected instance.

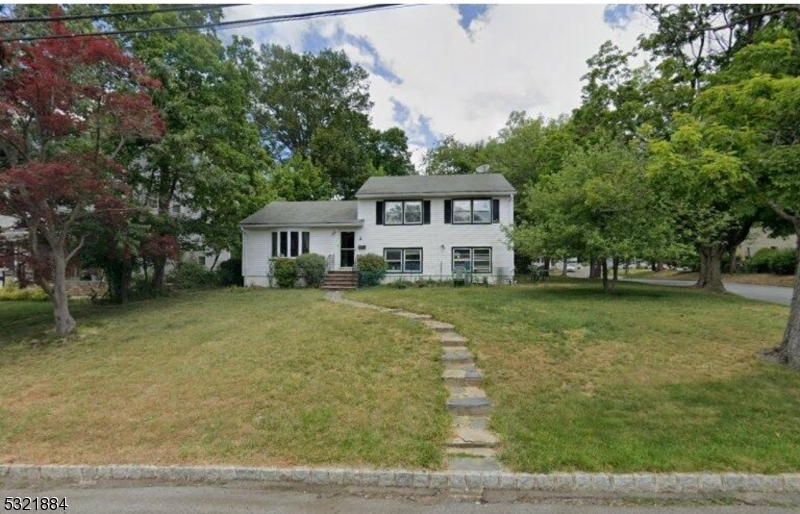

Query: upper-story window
<box><xmin>448</xmin><ymin>198</ymin><xmax>498</xmax><ymax>224</ymax></box>
<box><xmin>385</xmin><ymin>200</ymin><xmax>423</xmax><ymax>225</ymax></box>
<box><xmin>377</xmin><ymin>200</ymin><xmax>430</xmax><ymax>225</ymax></box>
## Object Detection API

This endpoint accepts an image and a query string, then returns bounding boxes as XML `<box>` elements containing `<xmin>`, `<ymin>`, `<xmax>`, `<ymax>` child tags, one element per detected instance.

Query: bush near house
<box><xmin>217</xmin><ymin>258</ymin><xmax>243</xmax><ymax>287</ymax></box>
<box><xmin>272</xmin><ymin>257</ymin><xmax>297</xmax><ymax>288</ymax></box>
<box><xmin>356</xmin><ymin>253</ymin><xmax>387</xmax><ymax>287</ymax></box>
<box><xmin>169</xmin><ymin>260</ymin><xmax>221</xmax><ymax>290</ymax></box>
<box><xmin>0</xmin><ymin>281</ymin><xmax>48</xmax><ymax>301</ymax></box>
<box><xmin>295</xmin><ymin>253</ymin><xmax>327</xmax><ymax>288</ymax></box>
<box><xmin>746</xmin><ymin>248</ymin><xmax>796</xmax><ymax>275</ymax></box>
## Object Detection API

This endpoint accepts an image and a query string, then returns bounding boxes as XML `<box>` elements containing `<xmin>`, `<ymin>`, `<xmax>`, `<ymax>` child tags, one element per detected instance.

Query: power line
<box><xmin>0</xmin><ymin>4</ymin><xmax>244</xmax><ymax>25</ymax></box>
<box><xmin>0</xmin><ymin>4</ymin><xmax>407</xmax><ymax>43</ymax></box>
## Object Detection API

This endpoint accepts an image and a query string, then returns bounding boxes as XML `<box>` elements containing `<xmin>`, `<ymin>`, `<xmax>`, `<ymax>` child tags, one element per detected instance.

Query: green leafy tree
<box><xmin>513</xmin><ymin>143</ymin><xmax>674</xmax><ymax>292</ymax></box>
<box><xmin>687</xmin><ymin>33</ymin><xmax>800</xmax><ymax>365</ymax></box>
<box><xmin>109</xmin><ymin>9</ymin><xmax>272</xmax><ymax>288</ymax></box>
<box><xmin>269</xmin><ymin>155</ymin><xmax>335</xmax><ymax>201</ymax></box>
<box><xmin>255</xmin><ymin>45</ymin><xmax>412</xmax><ymax>197</ymax></box>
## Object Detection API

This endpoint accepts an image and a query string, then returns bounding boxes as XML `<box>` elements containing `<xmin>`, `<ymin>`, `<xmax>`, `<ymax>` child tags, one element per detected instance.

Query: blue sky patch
<box><xmin>603</xmin><ymin>4</ymin><xmax>636</xmax><ymax>29</ymax></box>
<box><xmin>391</xmin><ymin>99</ymin><xmax>439</xmax><ymax>148</ymax></box>
<box><xmin>298</xmin><ymin>25</ymin><xmax>402</xmax><ymax>85</ymax></box>
<box><xmin>453</xmin><ymin>4</ymin><xmax>490</xmax><ymax>34</ymax></box>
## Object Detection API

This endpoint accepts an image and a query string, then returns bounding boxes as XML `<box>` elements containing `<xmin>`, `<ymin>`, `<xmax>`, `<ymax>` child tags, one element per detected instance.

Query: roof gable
<box><xmin>355</xmin><ymin>173</ymin><xmax>515</xmax><ymax>198</ymax></box>
<box><xmin>240</xmin><ymin>201</ymin><xmax>360</xmax><ymax>227</ymax></box>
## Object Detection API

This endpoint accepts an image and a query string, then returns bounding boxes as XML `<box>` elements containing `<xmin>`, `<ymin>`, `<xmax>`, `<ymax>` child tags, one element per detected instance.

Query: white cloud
<box><xmin>224</xmin><ymin>4</ymin><xmax>651</xmax><ymax>152</ymax></box>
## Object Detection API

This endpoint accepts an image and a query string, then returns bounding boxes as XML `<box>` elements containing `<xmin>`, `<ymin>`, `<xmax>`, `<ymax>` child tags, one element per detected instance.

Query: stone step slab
<box><xmin>448</xmin><ymin>426</ymin><xmax>499</xmax><ymax>448</ymax></box>
<box><xmin>441</xmin><ymin>347</ymin><xmax>473</xmax><ymax>364</ymax></box>
<box><xmin>423</xmin><ymin>320</ymin><xmax>455</xmax><ymax>332</ymax></box>
<box><xmin>395</xmin><ymin>311</ymin><xmax>433</xmax><ymax>320</ymax></box>
<box><xmin>442</xmin><ymin>368</ymin><xmax>483</xmax><ymax>386</ymax></box>
<box><xmin>438</xmin><ymin>332</ymin><xmax>467</xmax><ymax>346</ymax></box>
<box><xmin>447</xmin><ymin>456</ymin><xmax>503</xmax><ymax>472</ymax></box>
<box><xmin>446</xmin><ymin>446</ymin><xmax>497</xmax><ymax>457</ymax></box>
<box><xmin>446</xmin><ymin>386</ymin><xmax>491</xmax><ymax>415</ymax></box>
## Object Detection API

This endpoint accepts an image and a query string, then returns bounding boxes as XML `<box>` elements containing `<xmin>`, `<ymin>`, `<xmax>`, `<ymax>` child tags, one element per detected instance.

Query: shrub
<box><xmin>0</xmin><ymin>281</ymin><xmax>49</xmax><ymax>301</ymax></box>
<box><xmin>272</xmin><ymin>258</ymin><xmax>297</xmax><ymax>288</ymax></box>
<box><xmin>769</xmin><ymin>248</ymin><xmax>797</xmax><ymax>275</ymax></box>
<box><xmin>749</xmin><ymin>248</ymin><xmax>774</xmax><ymax>274</ymax></box>
<box><xmin>390</xmin><ymin>277</ymin><xmax>408</xmax><ymax>289</ymax></box>
<box><xmin>170</xmin><ymin>260</ymin><xmax>220</xmax><ymax>290</ymax></box>
<box><xmin>356</xmin><ymin>253</ymin><xmax>387</xmax><ymax>287</ymax></box>
<box><xmin>217</xmin><ymin>258</ymin><xmax>243</xmax><ymax>287</ymax></box>
<box><xmin>295</xmin><ymin>253</ymin><xmax>327</xmax><ymax>288</ymax></box>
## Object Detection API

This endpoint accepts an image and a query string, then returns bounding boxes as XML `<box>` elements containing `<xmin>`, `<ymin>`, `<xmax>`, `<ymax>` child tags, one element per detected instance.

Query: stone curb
<box><xmin>2</xmin><ymin>465</ymin><xmax>799</xmax><ymax>495</ymax></box>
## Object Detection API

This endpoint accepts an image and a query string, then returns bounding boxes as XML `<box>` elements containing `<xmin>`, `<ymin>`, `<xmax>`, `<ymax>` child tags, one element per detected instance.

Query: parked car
<box><xmin>566</xmin><ymin>265</ymin><xmax>576</xmax><ymax>272</ymax></box>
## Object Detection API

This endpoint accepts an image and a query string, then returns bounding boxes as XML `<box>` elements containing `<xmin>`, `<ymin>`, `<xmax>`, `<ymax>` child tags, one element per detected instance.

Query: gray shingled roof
<box><xmin>356</xmin><ymin>173</ymin><xmax>515</xmax><ymax>198</ymax></box>
<box><xmin>240</xmin><ymin>201</ymin><xmax>360</xmax><ymax>227</ymax></box>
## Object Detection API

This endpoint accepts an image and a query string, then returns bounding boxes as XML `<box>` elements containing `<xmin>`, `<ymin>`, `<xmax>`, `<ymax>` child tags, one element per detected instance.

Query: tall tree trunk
<box><xmin>561</xmin><ymin>257</ymin><xmax>568</xmax><ymax>276</ymax></box>
<box><xmin>777</xmin><ymin>228</ymin><xmax>800</xmax><ymax>367</ymax></box>
<box><xmin>152</xmin><ymin>256</ymin><xmax>166</xmax><ymax>292</ymax></box>
<box><xmin>589</xmin><ymin>258</ymin><xmax>596</xmax><ymax>278</ymax></box>
<box><xmin>52</xmin><ymin>250</ymin><xmax>76</xmax><ymax>335</ymax></box>
<box><xmin>612</xmin><ymin>256</ymin><xmax>619</xmax><ymax>283</ymax></box>
<box><xmin>625</xmin><ymin>258</ymin><xmax>630</xmax><ymax>276</ymax></box>
<box><xmin>728</xmin><ymin>249</ymin><xmax>738</xmax><ymax>274</ymax></box>
<box><xmin>543</xmin><ymin>256</ymin><xmax>551</xmax><ymax>271</ymax></box>
<box><xmin>696</xmin><ymin>243</ymin><xmax>725</xmax><ymax>292</ymax></box>
<box><xmin>602</xmin><ymin>258</ymin><xmax>611</xmax><ymax>292</ymax></box>
<box><xmin>120</xmin><ymin>260</ymin><xmax>131</xmax><ymax>305</ymax></box>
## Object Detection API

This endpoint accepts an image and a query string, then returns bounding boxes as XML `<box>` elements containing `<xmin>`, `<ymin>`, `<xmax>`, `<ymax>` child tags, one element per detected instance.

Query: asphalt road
<box><xmin>624</xmin><ymin>278</ymin><xmax>793</xmax><ymax>306</ymax></box>
<box><xmin>2</xmin><ymin>487</ymin><xmax>799</xmax><ymax>514</ymax></box>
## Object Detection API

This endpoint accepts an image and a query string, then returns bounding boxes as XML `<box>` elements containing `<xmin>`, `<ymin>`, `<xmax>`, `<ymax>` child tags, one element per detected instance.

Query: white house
<box><xmin>240</xmin><ymin>173</ymin><xmax>516</xmax><ymax>286</ymax></box>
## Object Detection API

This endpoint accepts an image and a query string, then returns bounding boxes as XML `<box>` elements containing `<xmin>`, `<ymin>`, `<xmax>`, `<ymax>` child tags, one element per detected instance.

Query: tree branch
<box><xmin>66</xmin><ymin>234</ymin><xmax>86</xmax><ymax>263</ymax></box>
<box><xmin>692</xmin><ymin>6</ymin><xmax>800</xmax><ymax>34</ymax></box>
<box><xmin>766</xmin><ymin>199</ymin><xmax>800</xmax><ymax>227</ymax></box>
<box><xmin>109</xmin><ymin>135</ymin><xmax>127</xmax><ymax>161</ymax></box>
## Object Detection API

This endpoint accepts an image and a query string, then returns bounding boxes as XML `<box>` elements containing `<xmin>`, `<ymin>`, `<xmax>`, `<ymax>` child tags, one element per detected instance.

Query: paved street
<box><xmin>2</xmin><ymin>487</ymin><xmax>799</xmax><ymax>514</ymax></box>
<box><xmin>623</xmin><ymin>278</ymin><xmax>793</xmax><ymax>306</ymax></box>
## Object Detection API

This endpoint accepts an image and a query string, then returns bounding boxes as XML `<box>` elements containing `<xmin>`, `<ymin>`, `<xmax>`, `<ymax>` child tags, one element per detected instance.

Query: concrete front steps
<box><xmin>321</xmin><ymin>271</ymin><xmax>358</xmax><ymax>290</ymax></box>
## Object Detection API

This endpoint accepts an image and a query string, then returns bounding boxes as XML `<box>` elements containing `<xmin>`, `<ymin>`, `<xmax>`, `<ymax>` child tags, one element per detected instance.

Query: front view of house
<box><xmin>240</xmin><ymin>173</ymin><xmax>516</xmax><ymax>286</ymax></box>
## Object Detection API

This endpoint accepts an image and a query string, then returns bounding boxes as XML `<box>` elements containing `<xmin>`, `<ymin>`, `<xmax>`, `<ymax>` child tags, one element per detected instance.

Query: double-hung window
<box><xmin>449</xmin><ymin>199</ymin><xmax>494</xmax><ymax>224</ymax></box>
<box><xmin>384</xmin><ymin>248</ymin><xmax>423</xmax><ymax>273</ymax></box>
<box><xmin>271</xmin><ymin>231</ymin><xmax>310</xmax><ymax>258</ymax></box>
<box><xmin>384</xmin><ymin>200</ymin><xmax>423</xmax><ymax>225</ymax></box>
<box><xmin>452</xmin><ymin>247</ymin><xmax>492</xmax><ymax>273</ymax></box>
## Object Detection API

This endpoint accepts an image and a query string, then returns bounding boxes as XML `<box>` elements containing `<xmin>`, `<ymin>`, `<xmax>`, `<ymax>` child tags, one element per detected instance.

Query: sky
<box><xmin>223</xmin><ymin>4</ymin><xmax>652</xmax><ymax>168</ymax></box>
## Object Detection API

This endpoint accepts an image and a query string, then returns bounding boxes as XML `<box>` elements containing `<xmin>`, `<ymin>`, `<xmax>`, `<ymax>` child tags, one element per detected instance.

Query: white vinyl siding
<box><xmin>356</xmin><ymin>196</ymin><xmax>515</xmax><ymax>283</ymax></box>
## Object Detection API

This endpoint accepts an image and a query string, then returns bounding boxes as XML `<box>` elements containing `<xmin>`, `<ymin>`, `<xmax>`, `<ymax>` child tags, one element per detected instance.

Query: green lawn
<box><xmin>0</xmin><ymin>289</ymin><xmax>449</xmax><ymax>469</ymax></box>
<box><xmin>349</xmin><ymin>281</ymin><xmax>800</xmax><ymax>473</ymax></box>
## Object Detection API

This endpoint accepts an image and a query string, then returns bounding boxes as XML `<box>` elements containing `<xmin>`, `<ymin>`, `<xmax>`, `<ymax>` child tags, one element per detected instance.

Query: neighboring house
<box><xmin>736</xmin><ymin>226</ymin><xmax>797</xmax><ymax>259</ymax></box>
<box><xmin>240</xmin><ymin>173</ymin><xmax>516</xmax><ymax>286</ymax></box>
<box><xmin>140</xmin><ymin>194</ymin><xmax>230</xmax><ymax>270</ymax></box>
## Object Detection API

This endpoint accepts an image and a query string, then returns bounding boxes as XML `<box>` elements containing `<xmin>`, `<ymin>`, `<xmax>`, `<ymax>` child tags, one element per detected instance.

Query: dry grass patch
<box><xmin>0</xmin><ymin>289</ymin><xmax>449</xmax><ymax>469</ymax></box>
<box><xmin>350</xmin><ymin>281</ymin><xmax>800</xmax><ymax>473</ymax></box>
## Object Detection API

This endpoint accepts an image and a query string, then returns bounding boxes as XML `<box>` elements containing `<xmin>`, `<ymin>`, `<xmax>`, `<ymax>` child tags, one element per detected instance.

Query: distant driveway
<box><xmin>625</xmin><ymin>278</ymin><xmax>793</xmax><ymax>306</ymax></box>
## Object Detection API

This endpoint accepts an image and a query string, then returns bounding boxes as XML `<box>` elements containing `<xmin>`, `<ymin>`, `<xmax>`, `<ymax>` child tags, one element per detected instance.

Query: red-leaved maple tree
<box><xmin>0</xmin><ymin>17</ymin><xmax>163</xmax><ymax>334</ymax></box>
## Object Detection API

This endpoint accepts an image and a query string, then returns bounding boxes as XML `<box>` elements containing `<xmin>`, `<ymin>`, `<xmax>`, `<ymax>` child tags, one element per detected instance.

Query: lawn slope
<box><xmin>350</xmin><ymin>281</ymin><xmax>800</xmax><ymax>473</ymax></box>
<box><xmin>0</xmin><ymin>289</ymin><xmax>449</xmax><ymax>469</ymax></box>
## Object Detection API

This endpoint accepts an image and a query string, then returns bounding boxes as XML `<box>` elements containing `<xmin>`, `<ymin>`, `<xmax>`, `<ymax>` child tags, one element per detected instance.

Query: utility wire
<box><xmin>0</xmin><ymin>4</ymin><xmax>406</xmax><ymax>43</ymax></box>
<box><xmin>0</xmin><ymin>4</ymin><xmax>244</xmax><ymax>25</ymax></box>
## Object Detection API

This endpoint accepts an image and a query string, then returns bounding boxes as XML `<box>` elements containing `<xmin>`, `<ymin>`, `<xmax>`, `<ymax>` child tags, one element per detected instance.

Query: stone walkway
<box><xmin>325</xmin><ymin>291</ymin><xmax>503</xmax><ymax>472</ymax></box>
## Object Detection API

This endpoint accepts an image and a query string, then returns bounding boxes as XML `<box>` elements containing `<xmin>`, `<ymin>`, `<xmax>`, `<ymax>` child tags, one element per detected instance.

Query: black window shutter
<box><xmin>271</xmin><ymin>232</ymin><xmax>277</xmax><ymax>257</ymax></box>
<box><xmin>444</xmin><ymin>200</ymin><xmax>452</xmax><ymax>224</ymax></box>
<box><xmin>423</xmin><ymin>200</ymin><xmax>431</xmax><ymax>224</ymax></box>
<box><xmin>302</xmin><ymin>232</ymin><xmax>310</xmax><ymax>254</ymax></box>
<box><xmin>376</xmin><ymin>201</ymin><xmax>384</xmax><ymax>225</ymax></box>
<box><xmin>492</xmin><ymin>199</ymin><xmax>500</xmax><ymax>223</ymax></box>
